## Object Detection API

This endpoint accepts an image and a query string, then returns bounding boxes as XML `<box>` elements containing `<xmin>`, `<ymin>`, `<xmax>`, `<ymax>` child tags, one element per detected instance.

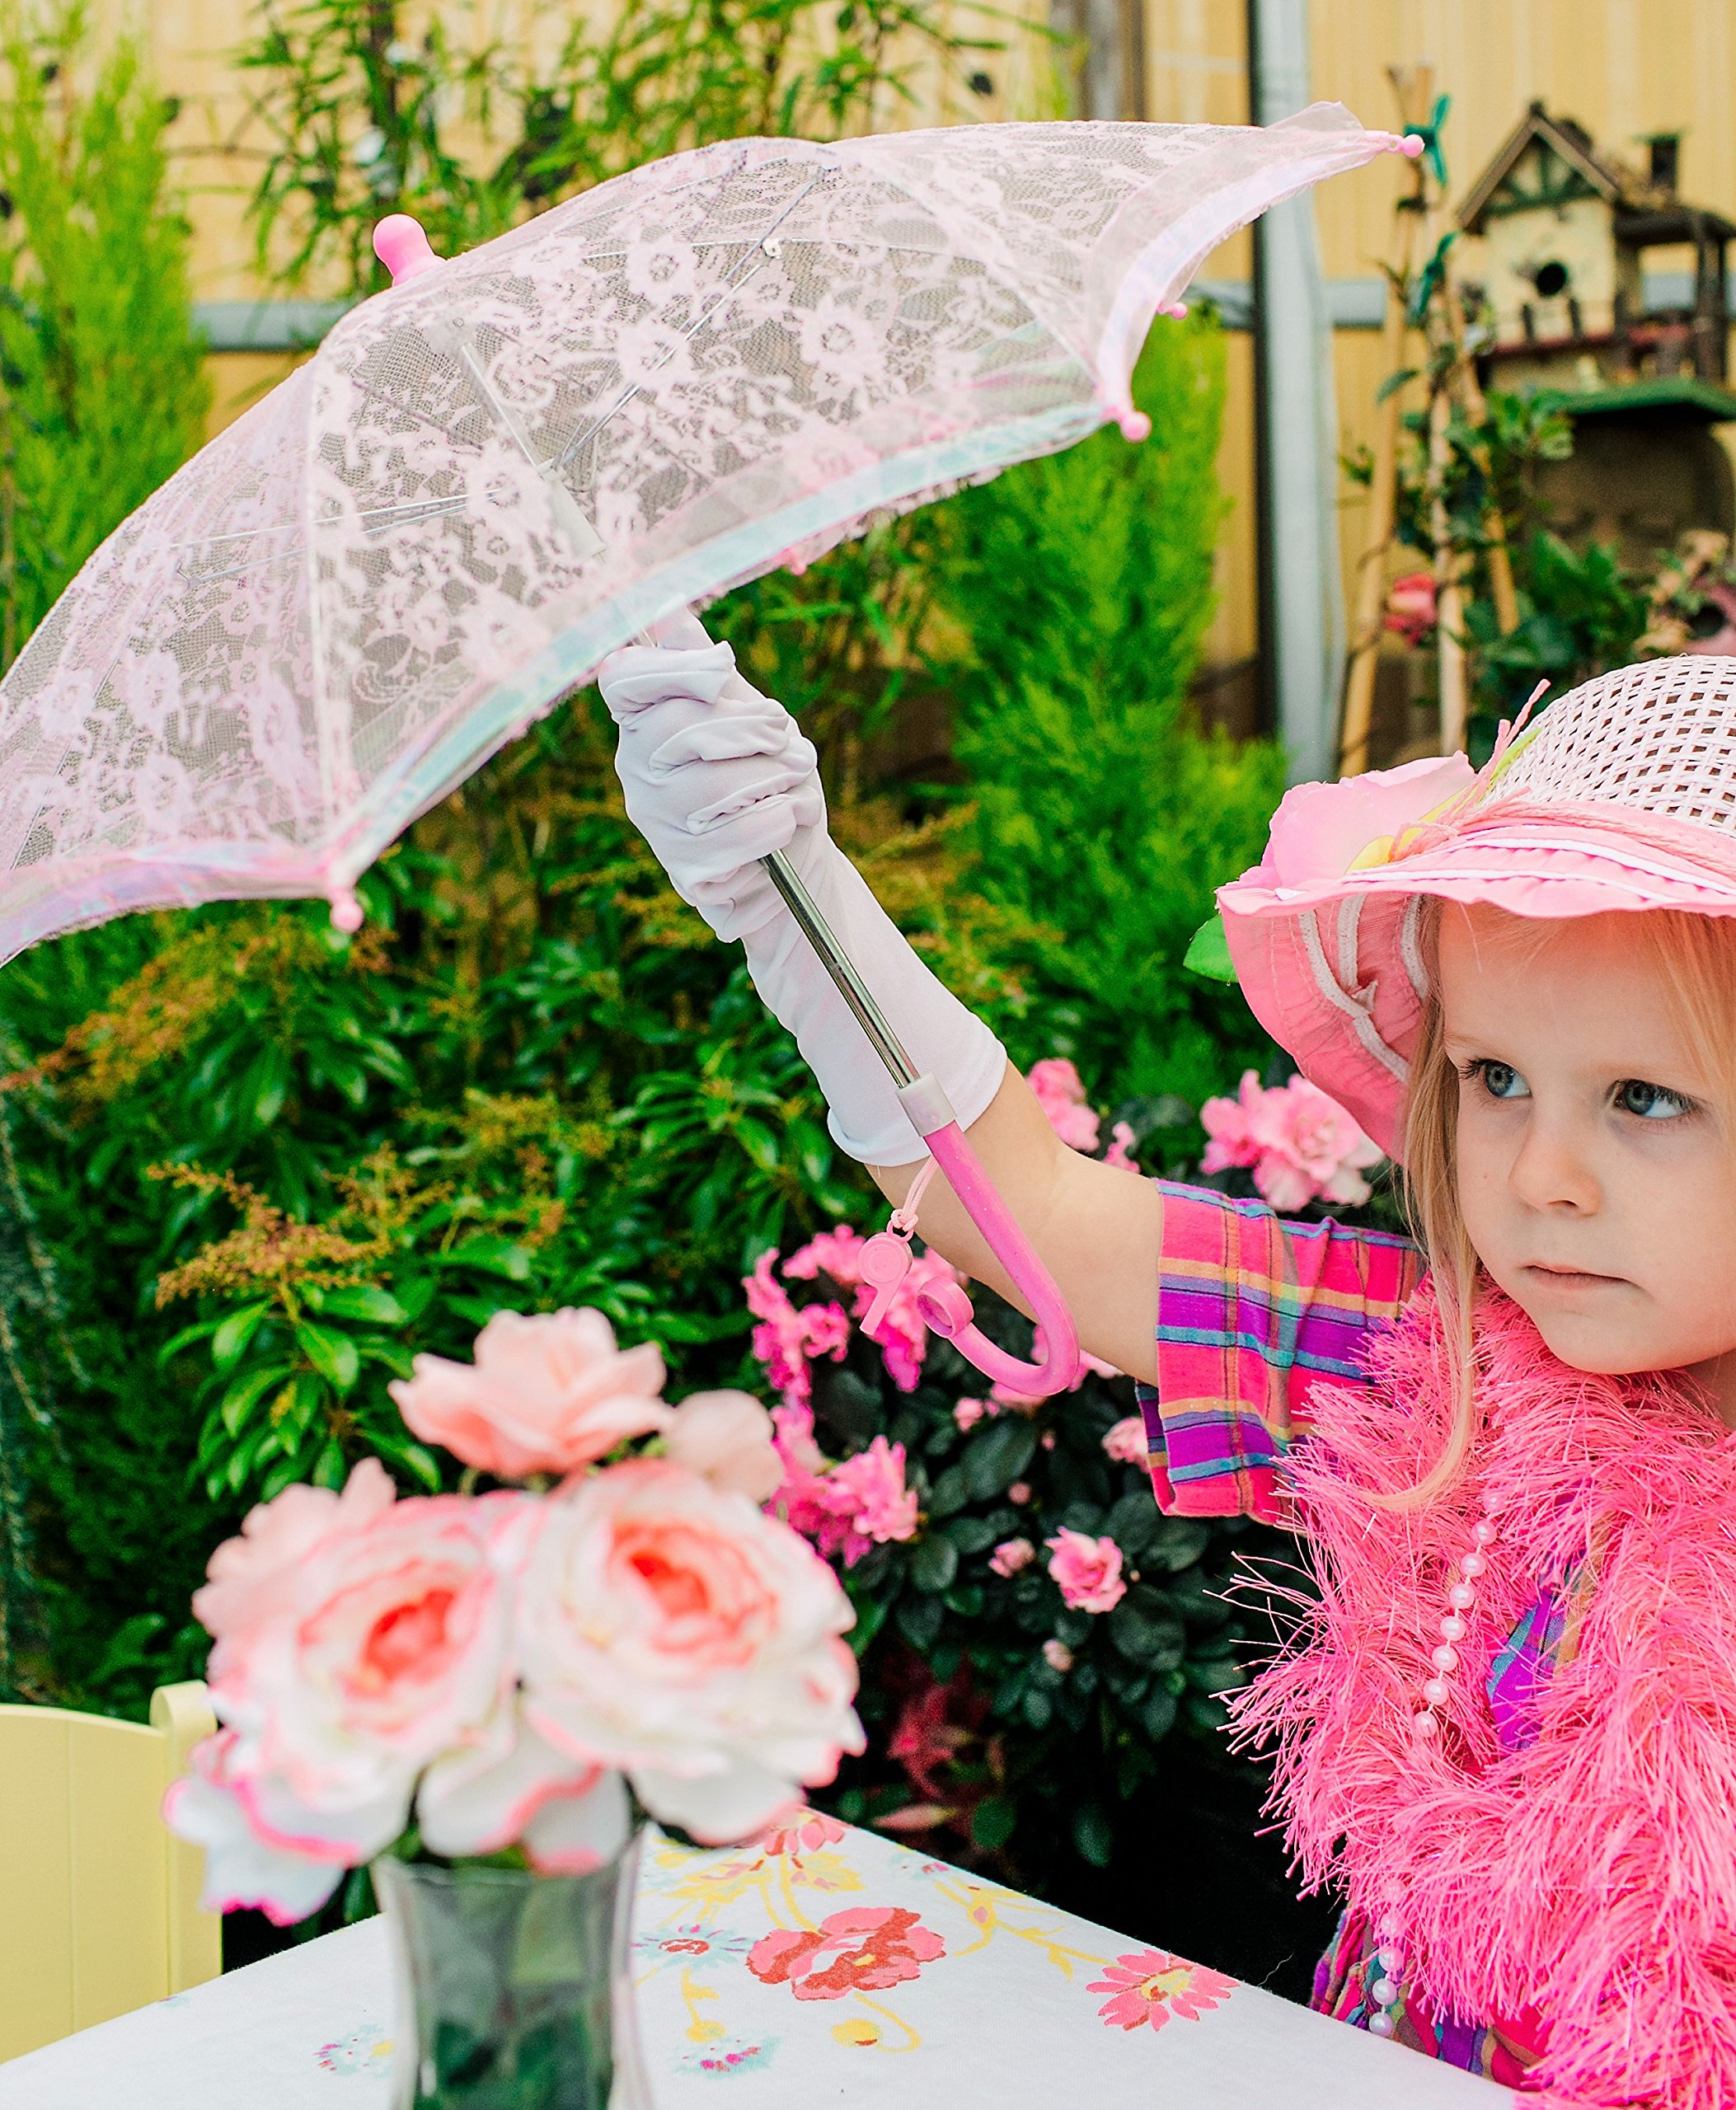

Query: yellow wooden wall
<box><xmin>106</xmin><ymin>0</ymin><xmax>1736</xmax><ymax>673</ymax></box>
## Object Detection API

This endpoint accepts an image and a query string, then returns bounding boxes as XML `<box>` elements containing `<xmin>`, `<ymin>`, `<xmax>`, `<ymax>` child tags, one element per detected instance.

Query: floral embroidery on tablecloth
<box><xmin>1089</xmin><ymin>1949</ymin><xmax>1237</xmax><ymax>2033</ymax></box>
<box><xmin>747</xmin><ymin>1906</ymin><xmax>945</xmax><ymax>2000</ymax></box>
<box><xmin>316</xmin><ymin>2020</ymin><xmax>393</xmax><ymax>2075</ymax></box>
<box><xmin>636</xmin><ymin>1923</ymin><xmax>758</xmax><ymax>1974</ymax></box>
<box><xmin>674</xmin><ymin>2033</ymin><xmax>781</xmax><ymax>2078</ymax></box>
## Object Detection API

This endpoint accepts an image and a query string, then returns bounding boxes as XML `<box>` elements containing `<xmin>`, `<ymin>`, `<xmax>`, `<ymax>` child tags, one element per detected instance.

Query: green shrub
<box><xmin>0</xmin><ymin>2</ymin><xmax>209</xmax><ymax>668</ymax></box>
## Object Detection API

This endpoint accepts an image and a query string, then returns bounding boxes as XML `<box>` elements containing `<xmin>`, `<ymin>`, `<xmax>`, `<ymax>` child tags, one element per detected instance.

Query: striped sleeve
<box><xmin>1134</xmin><ymin>1183</ymin><xmax>1422</xmax><ymax>1526</ymax></box>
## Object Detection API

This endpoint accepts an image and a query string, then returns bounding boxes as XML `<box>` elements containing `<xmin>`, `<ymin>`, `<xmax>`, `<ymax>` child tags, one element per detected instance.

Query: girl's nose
<box><xmin>1507</xmin><ymin>1117</ymin><xmax>1602</xmax><ymax>1214</ymax></box>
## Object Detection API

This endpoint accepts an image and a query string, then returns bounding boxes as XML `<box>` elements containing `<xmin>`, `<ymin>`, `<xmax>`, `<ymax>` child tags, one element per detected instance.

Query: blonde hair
<box><xmin>1368</xmin><ymin>899</ymin><xmax>1736</xmax><ymax>1514</ymax></box>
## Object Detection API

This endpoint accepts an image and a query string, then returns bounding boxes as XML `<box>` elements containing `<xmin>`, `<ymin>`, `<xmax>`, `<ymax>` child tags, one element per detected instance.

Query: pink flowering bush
<box><xmin>165</xmin><ymin>1308</ymin><xmax>863</xmax><ymax>1923</ymax></box>
<box><xmin>1199</xmin><ymin>1070</ymin><xmax>1383</xmax><ymax>1213</ymax></box>
<box><xmin>732</xmin><ymin>1054</ymin><xmax>1255</xmax><ymax>1887</ymax></box>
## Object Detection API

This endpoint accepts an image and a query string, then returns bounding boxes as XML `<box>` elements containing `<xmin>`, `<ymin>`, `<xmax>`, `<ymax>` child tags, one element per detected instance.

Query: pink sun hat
<box><xmin>1218</xmin><ymin>655</ymin><xmax>1736</xmax><ymax>1160</ymax></box>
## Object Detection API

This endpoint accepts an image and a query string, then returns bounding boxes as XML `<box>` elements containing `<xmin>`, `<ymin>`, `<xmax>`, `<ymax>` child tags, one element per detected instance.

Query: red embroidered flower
<box><xmin>748</xmin><ymin>1906</ymin><xmax>945</xmax><ymax>2000</ymax></box>
<box><xmin>1089</xmin><ymin>1948</ymin><xmax>1237</xmax><ymax>2032</ymax></box>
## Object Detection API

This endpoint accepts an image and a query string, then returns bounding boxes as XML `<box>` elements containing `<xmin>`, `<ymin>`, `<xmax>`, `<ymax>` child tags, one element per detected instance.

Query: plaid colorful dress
<box><xmin>1138</xmin><ymin>1184</ymin><xmax>1593</xmax><ymax>2082</ymax></box>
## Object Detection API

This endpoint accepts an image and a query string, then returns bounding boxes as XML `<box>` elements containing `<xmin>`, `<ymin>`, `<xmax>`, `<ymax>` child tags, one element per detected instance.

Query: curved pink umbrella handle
<box><xmin>903</xmin><ymin>1096</ymin><xmax>1081</xmax><ymax>1400</ymax></box>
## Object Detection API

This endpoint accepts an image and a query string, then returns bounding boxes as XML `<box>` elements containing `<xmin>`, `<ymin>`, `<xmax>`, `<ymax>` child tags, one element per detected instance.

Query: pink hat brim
<box><xmin>1218</xmin><ymin>809</ymin><xmax>1736</xmax><ymax>1161</ymax></box>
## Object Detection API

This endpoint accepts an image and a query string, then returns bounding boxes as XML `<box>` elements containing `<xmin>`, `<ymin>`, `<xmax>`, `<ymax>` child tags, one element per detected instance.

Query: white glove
<box><xmin>598</xmin><ymin>612</ymin><xmax>1007</xmax><ymax>1165</ymax></box>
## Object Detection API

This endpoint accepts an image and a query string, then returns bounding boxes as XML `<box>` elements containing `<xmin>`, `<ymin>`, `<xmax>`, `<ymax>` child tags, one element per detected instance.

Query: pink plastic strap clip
<box><xmin>858</xmin><ymin>1158</ymin><xmax>938</xmax><ymax>1340</ymax></box>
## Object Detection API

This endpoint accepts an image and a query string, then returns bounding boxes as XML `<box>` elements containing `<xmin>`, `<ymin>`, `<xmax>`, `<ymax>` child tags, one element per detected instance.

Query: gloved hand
<box><xmin>598</xmin><ymin>611</ymin><xmax>1007</xmax><ymax>1165</ymax></box>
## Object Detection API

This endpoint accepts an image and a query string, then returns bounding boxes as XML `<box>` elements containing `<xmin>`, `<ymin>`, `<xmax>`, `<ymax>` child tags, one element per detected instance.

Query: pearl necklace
<box><xmin>1366</xmin><ymin>1495</ymin><xmax>1500</xmax><ymax>2042</ymax></box>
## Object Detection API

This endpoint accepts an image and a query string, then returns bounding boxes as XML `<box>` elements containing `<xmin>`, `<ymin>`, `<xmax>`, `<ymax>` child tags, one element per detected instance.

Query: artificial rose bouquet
<box><xmin>165</xmin><ymin>1307</ymin><xmax>864</xmax><ymax>1925</ymax></box>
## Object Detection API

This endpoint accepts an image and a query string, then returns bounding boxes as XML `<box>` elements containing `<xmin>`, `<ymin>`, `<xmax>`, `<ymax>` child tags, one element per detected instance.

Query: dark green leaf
<box><xmin>908</xmin><ymin>1534</ymin><xmax>958</xmax><ymax>1593</ymax></box>
<box><xmin>1183</xmin><ymin>912</ymin><xmax>1237</xmax><ymax>982</ymax></box>
<box><xmin>971</xmin><ymin>1796</ymin><xmax>1018</xmax><ymax>1850</ymax></box>
<box><xmin>294</xmin><ymin>1320</ymin><xmax>360</xmax><ymax>1393</ymax></box>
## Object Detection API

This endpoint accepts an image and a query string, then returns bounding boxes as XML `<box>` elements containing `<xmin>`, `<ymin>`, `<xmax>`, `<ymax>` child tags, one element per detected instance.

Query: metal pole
<box><xmin>762</xmin><ymin>850</ymin><xmax>920</xmax><ymax>1088</ymax></box>
<box><xmin>1248</xmin><ymin>0</ymin><xmax>1344</xmax><ymax>785</ymax></box>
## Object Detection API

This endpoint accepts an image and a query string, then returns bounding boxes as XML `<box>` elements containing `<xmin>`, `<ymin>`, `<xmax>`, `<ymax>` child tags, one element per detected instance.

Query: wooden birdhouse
<box><xmin>1455</xmin><ymin>103</ymin><xmax>1736</xmax><ymax>562</ymax></box>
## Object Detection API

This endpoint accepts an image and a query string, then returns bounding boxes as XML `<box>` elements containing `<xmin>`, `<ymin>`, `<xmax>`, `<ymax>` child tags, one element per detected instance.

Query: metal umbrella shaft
<box><xmin>762</xmin><ymin>849</ymin><xmax>918</xmax><ymax>1090</ymax></box>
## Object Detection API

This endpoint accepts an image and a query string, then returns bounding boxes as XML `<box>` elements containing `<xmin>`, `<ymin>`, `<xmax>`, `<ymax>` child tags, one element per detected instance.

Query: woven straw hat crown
<box><xmin>1485</xmin><ymin>654</ymin><xmax>1736</xmax><ymax>833</ymax></box>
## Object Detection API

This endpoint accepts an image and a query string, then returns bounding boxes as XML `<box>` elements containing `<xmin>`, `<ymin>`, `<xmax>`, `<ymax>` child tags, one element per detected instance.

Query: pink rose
<box><xmin>1027</xmin><ymin>1057</ymin><xmax>1101</xmax><ymax>1152</ymax></box>
<box><xmin>518</xmin><ymin>1460</ymin><xmax>863</xmax><ymax>1844</ymax></box>
<box><xmin>1045</xmin><ymin>1528</ymin><xmax>1125</xmax><ymax>1615</ymax></box>
<box><xmin>1103</xmin><ymin>1415</ymin><xmax>1151</xmax><ymax>1466</ymax></box>
<box><xmin>666</xmin><ymin>1390</ymin><xmax>783</xmax><ymax>1503</ymax></box>
<box><xmin>1103</xmin><ymin>1121</ymin><xmax>1139</xmax><ymax>1172</ymax></box>
<box><xmin>1254</xmin><ymin>753</ymin><xmax>1475</xmax><ymax>893</ymax></box>
<box><xmin>389</xmin><ymin>1307</ymin><xmax>670</xmax><ymax>1479</ymax></box>
<box><xmin>195</xmin><ymin>1457</ymin><xmax>396</xmax><ymax>1642</ymax></box>
<box><xmin>1384</xmin><ymin>570</ymin><xmax>1438</xmax><ymax>646</ymax></box>
<box><xmin>164</xmin><ymin>1729</ymin><xmax>347</xmax><ymax>1926</ymax></box>
<box><xmin>193</xmin><ymin>1474</ymin><xmax>531</xmax><ymax>1866</ymax></box>
<box><xmin>989</xmin><ymin>1537</ymin><xmax>1035</xmax><ymax>1578</ymax></box>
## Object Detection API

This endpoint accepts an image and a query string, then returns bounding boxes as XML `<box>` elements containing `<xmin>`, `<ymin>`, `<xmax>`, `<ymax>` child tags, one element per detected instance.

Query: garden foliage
<box><xmin>0</xmin><ymin>0</ymin><xmax>1292</xmax><ymax>1912</ymax></box>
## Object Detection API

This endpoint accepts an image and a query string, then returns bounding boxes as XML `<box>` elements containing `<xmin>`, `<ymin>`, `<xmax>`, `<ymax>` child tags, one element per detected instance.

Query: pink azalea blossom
<box><xmin>954</xmin><ymin>1397</ymin><xmax>992</xmax><ymax>1432</ymax></box>
<box><xmin>1042</xmin><ymin>1639</ymin><xmax>1074</xmax><ymax>1674</ymax></box>
<box><xmin>1201</xmin><ymin>1071</ymin><xmax>1383</xmax><ymax>1213</ymax></box>
<box><xmin>1103</xmin><ymin>1416</ymin><xmax>1151</xmax><ymax>1465</ymax></box>
<box><xmin>1027</xmin><ymin>1057</ymin><xmax>1101</xmax><ymax>1152</ymax></box>
<box><xmin>989</xmin><ymin>1538</ymin><xmax>1035</xmax><ymax>1578</ymax></box>
<box><xmin>745</xmin><ymin>1252</ymin><xmax>850</xmax><ymax>1409</ymax></box>
<box><xmin>772</xmin><ymin>1432</ymin><xmax>920</xmax><ymax>1569</ymax></box>
<box><xmin>389</xmin><ymin>1307</ymin><xmax>670</xmax><ymax>1479</ymax></box>
<box><xmin>1045</xmin><ymin>1528</ymin><xmax>1126</xmax><ymax>1615</ymax></box>
<box><xmin>781</xmin><ymin>1225</ymin><xmax>867</xmax><ymax>1288</ymax></box>
<box><xmin>855</xmin><ymin>1246</ymin><xmax>959</xmax><ymax>1393</ymax></box>
<box><xmin>1007</xmin><ymin>1482</ymin><xmax>1033</xmax><ymax>1506</ymax></box>
<box><xmin>1102</xmin><ymin>1120</ymin><xmax>1139</xmax><ymax>1172</ymax></box>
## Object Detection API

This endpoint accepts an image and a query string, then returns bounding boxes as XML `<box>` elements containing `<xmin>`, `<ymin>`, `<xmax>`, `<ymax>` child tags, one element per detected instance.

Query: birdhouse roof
<box><xmin>1457</xmin><ymin>102</ymin><xmax>1636</xmax><ymax>234</ymax></box>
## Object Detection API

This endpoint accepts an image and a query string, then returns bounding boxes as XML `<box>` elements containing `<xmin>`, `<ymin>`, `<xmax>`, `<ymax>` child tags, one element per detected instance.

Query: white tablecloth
<box><xmin>1</xmin><ymin>1817</ymin><xmax>1501</xmax><ymax>2108</ymax></box>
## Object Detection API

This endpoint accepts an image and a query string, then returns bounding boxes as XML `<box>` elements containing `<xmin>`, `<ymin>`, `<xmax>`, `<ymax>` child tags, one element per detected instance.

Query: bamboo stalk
<box><xmin>1431</xmin><ymin>383</ymin><xmax>1468</xmax><ymax>751</ymax></box>
<box><xmin>1337</xmin><ymin>63</ymin><xmax>1431</xmax><ymax>777</ymax></box>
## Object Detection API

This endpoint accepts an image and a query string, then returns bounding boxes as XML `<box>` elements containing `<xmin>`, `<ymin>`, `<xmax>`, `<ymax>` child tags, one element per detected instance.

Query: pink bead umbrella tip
<box><xmin>329</xmin><ymin>889</ymin><xmax>365</xmax><ymax>934</ymax></box>
<box><xmin>373</xmin><ymin>214</ymin><xmax>442</xmax><ymax>285</ymax></box>
<box><xmin>1117</xmin><ymin>409</ymin><xmax>1152</xmax><ymax>443</ymax></box>
<box><xmin>1400</xmin><ymin>133</ymin><xmax>1426</xmax><ymax>159</ymax></box>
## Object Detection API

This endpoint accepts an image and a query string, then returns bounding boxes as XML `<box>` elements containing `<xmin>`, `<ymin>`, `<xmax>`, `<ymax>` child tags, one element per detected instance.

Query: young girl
<box><xmin>601</xmin><ymin>631</ymin><xmax>1736</xmax><ymax>2105</ymax></box>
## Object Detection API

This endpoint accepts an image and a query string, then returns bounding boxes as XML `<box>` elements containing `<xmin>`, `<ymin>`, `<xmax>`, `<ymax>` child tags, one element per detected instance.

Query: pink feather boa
<box><xmin>1226</xmin><ymin>1285</ymin><xmax>1736</xmax><ymax>2108</ymax></box>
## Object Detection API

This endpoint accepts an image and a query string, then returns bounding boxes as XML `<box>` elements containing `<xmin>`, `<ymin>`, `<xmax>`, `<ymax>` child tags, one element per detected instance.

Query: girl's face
<box><xmin>1438</xmin><ymin>903</ymin><xmax>1736</xmax><ymax>1421</ymax></box>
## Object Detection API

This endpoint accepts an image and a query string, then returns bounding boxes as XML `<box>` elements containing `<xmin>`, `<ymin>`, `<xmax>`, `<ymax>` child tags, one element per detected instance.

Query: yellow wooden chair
<box><xmin>0</xmin><ymin>1681</ymin><xmax>223</xmax><ymax>2061</ymax></box>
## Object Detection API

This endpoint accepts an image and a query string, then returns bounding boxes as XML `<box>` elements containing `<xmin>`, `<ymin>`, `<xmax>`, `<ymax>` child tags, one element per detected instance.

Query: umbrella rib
<box><xmin>549</xmin><ymin>169</ymin><xmax>827</xmax><ymax>480</ymax></box>
<box><xmin>174</xmin><ymin>496</ymin><xmax>473</xmax><ymax>581</ymax></box>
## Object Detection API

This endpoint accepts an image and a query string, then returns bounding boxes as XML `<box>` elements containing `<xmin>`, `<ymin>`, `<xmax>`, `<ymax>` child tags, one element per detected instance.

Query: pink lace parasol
<box><xmin>0</xmin><ymin>110</ymin><xmax>1414</xmax><ymax>961</ymax></box>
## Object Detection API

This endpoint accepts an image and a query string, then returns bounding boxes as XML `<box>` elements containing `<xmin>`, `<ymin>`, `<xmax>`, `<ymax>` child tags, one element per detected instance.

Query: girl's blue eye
<box><xmin>1478</xmin><ymin>1061</ymin><xmax>1530</xmax><ymax>1101</ymax></box>
<box><xmin>1616</xmin><ymin>1079</ymin><xmax>1690</xmax><ymax>1120</ymax></box>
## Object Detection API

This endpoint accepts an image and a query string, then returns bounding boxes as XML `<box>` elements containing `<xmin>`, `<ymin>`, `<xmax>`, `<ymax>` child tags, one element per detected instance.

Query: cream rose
<box><xmin>518</xmin><ymin>1459</ymin><xmax>863</xmax><ymax>1843</ymax></box>
<box><xmin>389</xmin><ymin>1307</ymin><xmax>671</xmax><ymax>1479</ymax></box>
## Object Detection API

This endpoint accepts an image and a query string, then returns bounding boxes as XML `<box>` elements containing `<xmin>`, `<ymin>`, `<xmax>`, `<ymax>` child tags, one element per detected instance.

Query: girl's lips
<box><xmin>1524</xmin><ymin>1263</ymin><xmax>1625</xmax><ymax>1288</ymax></box>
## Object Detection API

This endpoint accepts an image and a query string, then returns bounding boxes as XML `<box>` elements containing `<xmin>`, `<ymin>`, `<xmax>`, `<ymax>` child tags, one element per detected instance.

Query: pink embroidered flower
<box><xmin>1027</xmin><ymin>1057</ymin><xmax>1101</xmax><ymax>1152</ymax></box>
<box><xmin>666</xmin><ymin>1390</ymin><xmax>783</xmax><ymax>1503</ymax></box>
<box><xmin>954</xmin><ymin>1397</ymin><xmax>992</xmax><ymax>1432</ymax></box>
<box><xmin>756</xmin><ymin>1808</ymin><xmax>847</xmax><ymax>1856</ymax></box>
<box><xmin>781</xmin><ymin>1225</ymin><xmax>867</xmax><ymax>1288</ymax></box>
<box><xmin>1042</xmin><ymin>1639</ymin><xmax>1074</xmax><ymax>1673</ymax></box>
<box><xmin>389</xmin><ymin>1307</ymin><xmax>670</xmax><ymax>1479</ymax></box>
<box><xmin>1090</xmin><ymin>1948</ymin><xmax>1238</xmax><ymax>2033</ymax></box>
<box><xmin>1201</xmin><ymin>1071</ymin><xmax>1383</xmax><ymax>1212</ymax></box>
<box><xmin>989</xmin><ymin>1537</ymin><xmax>1035</xmax><ymax>1578</ymax></box>
<box><xmin>1046</xmin><ymin>1529</ymin><xmax>1125</xmax><ymax>1615</ymax></box>
<box><xmin>518</xmin><ymin>1459</ymin><xmax>863</xmax><ymax>1844</ymax></box>
<box><xmin>748</xmin><ymin>1906</ymin><xmax>945</xmax><ymax>2000</ymax></box>
<box><xmin>1103</xmin><ymin>1120</ymin><xmax>1140</xmax><ymax>1171</ymax></box>
<box><xmin>1103</xmin><ymin>1416</ymin><xmax>1151</xmax><ymax>1465</ymax></box>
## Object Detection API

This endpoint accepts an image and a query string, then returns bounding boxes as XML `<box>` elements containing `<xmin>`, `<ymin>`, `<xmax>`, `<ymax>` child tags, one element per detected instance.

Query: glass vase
<box><xmin>373</xmin><ymin>1831</ymin><xmax>648</xmax><ymax>2110</ymax></box>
